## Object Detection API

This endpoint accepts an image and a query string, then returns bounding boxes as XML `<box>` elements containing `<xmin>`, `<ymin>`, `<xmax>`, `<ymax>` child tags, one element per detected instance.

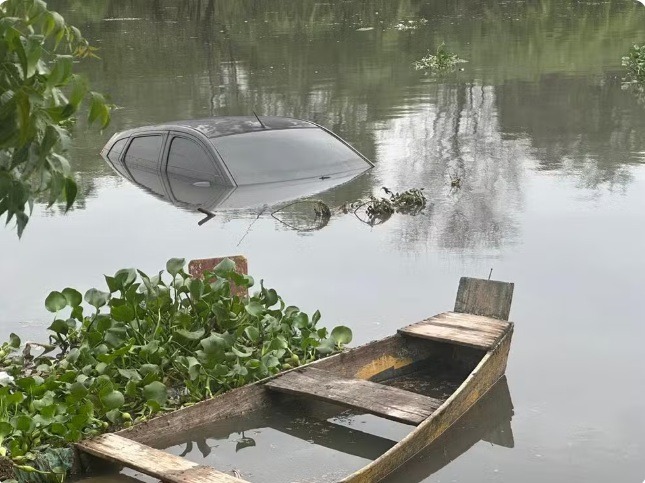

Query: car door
<box><xmin>122</xmin><ymin>133</ymin><xmax>168</xmax><ymax>198</ymax></box>
<box><xmin>163</xmin><ymin>133</ymin><xmax>233</xmax><ymax>207</ymax></box>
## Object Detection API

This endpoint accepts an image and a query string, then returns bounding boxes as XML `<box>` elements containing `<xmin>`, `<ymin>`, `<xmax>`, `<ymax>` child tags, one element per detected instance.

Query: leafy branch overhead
<box><xmin>0</xmin><ymin>0</ymin><xmax>112</xmax><ymax>237</ymax></box>
<box><xmin>0</xmin><ymin>258</ymin><xmax>351</xmax><ymax>480</ymax></box>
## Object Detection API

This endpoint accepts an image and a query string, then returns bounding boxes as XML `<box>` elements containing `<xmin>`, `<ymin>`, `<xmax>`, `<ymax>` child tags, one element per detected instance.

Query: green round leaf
<box><xmin>10</xmin><ymin>415</ymin><xmax>33</xmax><ymax>432</ymax></box>
<box><xmin>331</xmin><ymin>326</ymin><xmax>353</xmax><ymax>346</ymax></box>
<box><xmin>166</xmin><ymin>258</ymin><xmax>186</xmax><ymax>276</ymax></box>
<box><xmin>214</xmin><ymin>257</ymin><xmax>236</xmax><ymax>275</ymax></box>
<box><xmin>0</xmin><ymin>421</ymin><xmax>13</xmax><ymax>437</ymax></box>
<box><xmin>245</xmin><ymin>301</ymin><xmax>265</xmax><ymax>318</ymax></box>
<box><xmin>9</xmin><ymin>332</ymin><xmax>21</xmax><ymax>349</ymax></box>
<box><xmin>316</xmin><ymin>338</ymin><xmax>336</xmax><ymax>355</ymax></box>
<box><xmin>45</xmin><ymin>291</ymin><xmax>68</xmax><ymax>313</ymax></box>
<box><xmin>100</xmin><ymin>389</ymin><xmax>125</xmax><ymax>410</ymax></box>
<box><xmin>111</xmin><ymin>304</ymin><xmax>135</xmax><ymax>323</ymax></box>
<box><xmin>85</xmin><ymin>288</ymin><xmax>109</xmax><ymax>308</ymax></box>
<box><xmin>114</xmin><ymin>268</ymin><xmax>137</xmax><ymax>288</ymax></box>
<box><xmin>176</xmin><ymin>328</ymin><xmax>206</xmax><ymax>342</ymax></box>
<box><xmin>200</xmin><ymin>333</ymin><xmax>229</xmax><ymax>354</ymax></box>
<box><xmin>143</xmin><ymin>381</ymin><xmax>168</xmax><ymax>406</ymax></box>
<box><xmin>61</xmin><ymin>287</ymin><xmax>82</xmax><ymax>307</ymax></box>
<box><xmin>244</xmin><ymin>326</ymin><xmax>260</xmax><ymax>343</ymax></box>
<box><xmin>70</xmin><ymin>381</ymin><xmax>88</xmax><ymax>399</ymax></box>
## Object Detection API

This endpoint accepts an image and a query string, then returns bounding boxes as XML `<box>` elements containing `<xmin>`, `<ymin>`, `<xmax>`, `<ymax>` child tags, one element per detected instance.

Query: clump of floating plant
<box><xmin>360</xmin><ymin>187</ymin><xmax>427</xmax><ymax>225</ymax></box>
<box><xmin>622</xmin><ymin>44</ymin><xmax>645</xmax><ymax>84</ymax></box>
<box><xmin>0</xmin><ymin>259</ymin><xmax>351</xmax><ymax>481</ymax></box>
<box><xmin>413</xmin><ymin>43</ymin><xmax>467</xmax><ymax>71</ymax></box>
<box><xmin>394</xmin><ymin>18</ymin><xmax>428</xmax><ymax>31</ymax></box>
<box><xmin>271</xmin><ymin>187</ymin><xmax>428</xmax><ymax>231</ymax></box>
<box><xmin>622</xmin><ymin>44</ymin><xmax>645</xmax><ymax>100</ymax></box>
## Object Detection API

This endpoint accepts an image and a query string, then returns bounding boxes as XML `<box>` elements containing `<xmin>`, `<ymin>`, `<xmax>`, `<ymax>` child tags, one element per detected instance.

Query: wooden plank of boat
<box><xmin>76</xmin><ymin>275</ymin><xmax>514</xmax><ymax>483</ymax></box>
<box><xmin>78</xmin><ymin>433</ymin><xmax>248</xmax><ymax>483</ymax></box>
<box><xmin>265</xmin><ymin>366</ymin><xmax>443</xmax><ymax>425</ymax></box>
<box><xmin>341</xmin><ymin>277</ymin><xmax>514</xmax><ymax>482</ymax></box>
<box><xmin>398</xmin><ymin>311</ymin><xmax>510</xmax><ymax>350</ymax></box>
<box><xmin>454</xmin><ymin>276</ymin><xmax>514</xmax><ymax>321</ymax></box>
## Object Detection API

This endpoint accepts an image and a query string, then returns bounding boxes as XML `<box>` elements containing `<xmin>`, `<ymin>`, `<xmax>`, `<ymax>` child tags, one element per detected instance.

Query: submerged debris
<box><xmin>271</xmin><ymin>200</ymin><xmax>332</xmax><ymax>232</ymax></box>
<box><xmin>272</xmin><ymin>187</ymin><xmax>428</xmax><ymax>231</ymax></box>
<box><xmin>449</xmin><ymin>172</ymin><xmax>462</xmax><ymax>189</ymax></box>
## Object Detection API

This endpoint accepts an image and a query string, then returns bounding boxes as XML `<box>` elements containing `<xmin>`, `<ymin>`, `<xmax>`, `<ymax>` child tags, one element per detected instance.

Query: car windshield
<box><xmin>210</xmin><ymin>128</ymin><xmax>370</xmax><ymax>185</ymax></box>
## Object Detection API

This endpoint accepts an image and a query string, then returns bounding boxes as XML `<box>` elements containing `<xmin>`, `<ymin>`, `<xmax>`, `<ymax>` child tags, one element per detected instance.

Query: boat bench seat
<box><xmin>264</xmin><ymin>366</ymin><xmax>443</xmax><ymax>425</ymax></box>
<box><xmin>78</xmin><ymin>433</ymin><xmax>248</xmax><ymax>482</ymax></box>
<box><xmin>398</xmin><ymin>311</ymin><xmax>511</xmax><ymax>350</ymax></box>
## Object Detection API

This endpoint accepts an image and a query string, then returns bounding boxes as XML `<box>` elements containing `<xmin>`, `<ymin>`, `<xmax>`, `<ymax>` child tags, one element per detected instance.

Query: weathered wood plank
<box><xmin>77</xmin><ymin>434</ymin><xmax>248</xmax><ymax>483</ymax></box>
<box><xmin>341</xmin><ymin>326</ymin><xmax>514</xmax><ymax>482</ymax></box>
<box><xmin>399</xmin><ymin>312</ymin><xmax>510</xmax><ymax>350</ymax></box>
<box><xmin>118</xmin><ymin>383</ymin><xmax>271</xmax><ymax>447</ymax></box>
<box><xmin>454</xmin><ymin>277</ymin><xmax>514</xmax><ymax>321</ymax></box>
<box><xmin>265</xmin><ymin>367</ymin><xmax>443</xmax><ymax>425</ymax></box>
<box><xmin>427</xmin><ymin>311</ymin><xmax>509</xmax><ymax>333</ymax></box>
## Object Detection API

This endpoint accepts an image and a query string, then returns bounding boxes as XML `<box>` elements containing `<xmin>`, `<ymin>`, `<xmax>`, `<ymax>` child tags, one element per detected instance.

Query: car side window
<box><xmin>124</xmin><ymin>135</ymin><xmax>163</xmax><ymax>171</ymax></box>
<box><xmin>107</xmin><ymin>138</ymin><xmax>128</xmax><ymax>163</ymax></box>
<box><xmin>123</xmin><ymin>135</ymin><xmax>165</xmax><ymax>196</ymax></box>
<box><xmin>167</xmin><ymin>136</ymin><xmax>221</xmax><ymax>183</ymax></box>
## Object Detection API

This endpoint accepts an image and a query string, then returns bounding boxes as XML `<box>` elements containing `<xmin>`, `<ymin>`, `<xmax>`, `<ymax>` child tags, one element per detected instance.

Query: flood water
<box><xmin>2</xmin><ymin>0</ymin><xmax>645</xmax><ymax>481</ymax></box>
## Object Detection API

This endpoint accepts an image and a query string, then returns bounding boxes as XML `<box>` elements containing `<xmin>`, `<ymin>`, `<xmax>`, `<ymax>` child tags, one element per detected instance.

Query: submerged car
<box><xmin>100</xmin><ymin>116</ymin><xmax>373</xmax><ymax>211</ymax></box>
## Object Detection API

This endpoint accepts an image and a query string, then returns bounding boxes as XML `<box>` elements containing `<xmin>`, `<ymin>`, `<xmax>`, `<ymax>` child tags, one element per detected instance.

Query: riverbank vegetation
<box><xmin>0</xmin><ymin>0</ymin><xmax>111</xmax><ymax>236</ymax></box>
<box><xmin>0</xmin><ymin>258</ymin><xmax>351</xmax><ymax>481</ymax></box>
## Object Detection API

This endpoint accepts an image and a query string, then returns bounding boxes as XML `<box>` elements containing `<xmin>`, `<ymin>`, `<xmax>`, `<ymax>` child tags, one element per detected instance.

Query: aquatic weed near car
<box><xmin>413</xmin><ymin>43</ymin><xmax>467</xmax><ymax>71</ymax></box>
<box><xmin>0</xmin><ymin>258</ymin><xmax>351</xmax><ymax>481</ymax></box>
<box><xmin>621</xmin><ymin>44</ymin><xmax>645</xmax><ymax>102</ymax></box>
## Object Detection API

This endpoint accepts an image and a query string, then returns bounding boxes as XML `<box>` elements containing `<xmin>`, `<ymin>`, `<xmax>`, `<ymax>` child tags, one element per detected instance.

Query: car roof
<box><xmin>120</xmin><ymin>116</ymin><xmax>317</xmax><ymax>139</ymax></box>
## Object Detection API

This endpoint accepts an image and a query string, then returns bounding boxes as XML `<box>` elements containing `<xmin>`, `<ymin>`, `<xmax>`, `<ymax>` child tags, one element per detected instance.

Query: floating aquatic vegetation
<box><xmin>271</xmin><ymin>187</ymin><xmax>428</xmax><ymax>231</ymax></box>
<box><xmin>0</xmin><ymin>259</ymin><xmax>351</xmax><ymax>481</ymax></box>
<box><xmin>621</xmin><ymin>44</ymin><xmax>645</xmax><ymax>102</ymax></box>
<box><xmin>622</xmin><ymin>44</ymin><xmax>645</xmax><ymax>84</ymax></box>
<box><xmin>355</xmin><ymin>187</ymin><xmax>427</xmax><ymax>226</ymax></box>
<box><xmin>413</xmin><ymin>43</ymin><xmax>467</xmax><ymax>71</ymax></box>
<box><xmin>394</xmin><ymin>18</ymin><xmax>428</xmax><ymax>31</ymax></box>
<box><xmin>449</xmin><ymin>172</ymin><xmax>462</xmax><ymax>190</ymax></box>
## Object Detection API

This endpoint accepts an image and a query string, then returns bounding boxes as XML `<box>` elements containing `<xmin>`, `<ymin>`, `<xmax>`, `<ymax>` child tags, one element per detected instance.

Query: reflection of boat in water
<box><xmin>78</xmin><ymin>277</ymin><xmax>515</xmax><ymax>483</ymax></box>
<box><xmin>100</xmin><ymin>116</ymin><xmax>372</xmax><ymax>217</ymax></box>
<box><xmin>382</xmin><ymin>376</ymin><xmax>514</xmax><ymax>482</ymax></box>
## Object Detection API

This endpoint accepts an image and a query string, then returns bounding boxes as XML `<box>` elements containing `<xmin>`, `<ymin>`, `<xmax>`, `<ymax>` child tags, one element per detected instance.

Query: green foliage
<box><xmin>622</xmin><ymin>44</ymin><xmax>645</xmax><ymax>102</ymax></box>
<box><xmin>622</xmin><ymin>44</ymin><xmax>645</xmax><ymax>84</ymax></box>
<box><xmin>0</xmin><ymin>0</ymin><xmax>111</xmax><ymax>236</ymax></box>
<box><xmin>0</xmin><ymin>258</ymin><xmax>351</xmax><ymax>478</ymax></box>
<box><xmin>413</xmin><ymin>43</ymin><xmax>467</xmax><ymax>72</ymax></box>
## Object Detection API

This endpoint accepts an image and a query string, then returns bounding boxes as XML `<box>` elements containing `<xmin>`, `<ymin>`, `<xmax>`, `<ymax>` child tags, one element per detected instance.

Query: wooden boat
<box><xmin>77</xmin><ymin>276</ymin><xmax>515</xmax><ymax>483</ymax></box>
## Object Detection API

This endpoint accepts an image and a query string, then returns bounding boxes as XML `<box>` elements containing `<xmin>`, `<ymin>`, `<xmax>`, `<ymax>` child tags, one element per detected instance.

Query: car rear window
<box><xmin>211</xmin><ymin>128</ymin><xmax>369</xmax><ymax>185</ymax></box>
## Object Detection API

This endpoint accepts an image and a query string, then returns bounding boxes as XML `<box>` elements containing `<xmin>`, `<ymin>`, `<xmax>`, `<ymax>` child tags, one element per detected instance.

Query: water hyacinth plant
<box><xmin>622</xmin><ymin>44</ymin><xmax>645</xmax><ymax>85</ymax></box>
<box><xmin>413</xmin><ymin>43</ymin><xmax>467</xmax><ymax>72</ymax></box>
<box><xmin>0</xmin><ymin>258</ymin><xmax>352</xmax><ymax>480</ymax></box>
